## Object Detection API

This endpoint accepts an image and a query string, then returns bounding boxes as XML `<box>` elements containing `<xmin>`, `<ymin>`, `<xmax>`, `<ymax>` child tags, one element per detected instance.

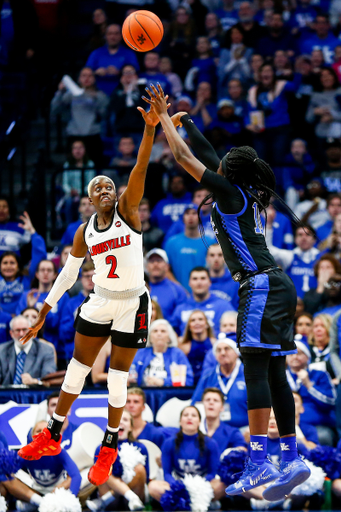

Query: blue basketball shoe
<box><xmin>225</xmin><ymin>457</ymin><xmax>281</xmax><ymax>496</ymax></box>
<box><xmin>262</xmin><ymin>457</ymin><xmax>311</xmax><ymax>501</ymax></box>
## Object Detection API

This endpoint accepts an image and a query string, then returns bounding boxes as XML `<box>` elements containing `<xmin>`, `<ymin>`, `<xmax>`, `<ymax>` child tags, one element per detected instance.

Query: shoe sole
<box><xmin>88</xmin><ymin>465</ymin><xmax>113</xmax><ymax>486</ymax></box>
<box><xmin>262</xmin><ymin>468</ymin><xmax>311</xmax><ymax>501</ymax></box>
<box><xmin>226</xmin><ymin>472</ymin><xmax>280</xmax><ymax>496</ymax></box>
<box><xmin>18</xmin><ymin>446</ymin><xmax>61</xmax><ymax>461</ymax></box>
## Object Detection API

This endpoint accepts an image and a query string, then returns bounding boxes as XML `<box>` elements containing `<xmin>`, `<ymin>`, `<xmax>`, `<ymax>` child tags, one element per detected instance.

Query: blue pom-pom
<box><xmin>306</xmin><ymin>446</ymin><xmax>341</xmax><ymax>480</ymax></box>
<box><xmin>0</xmin><ymin>448</ymin><xmax>22</xmax><ymax>482</ymax></box>
<box><xmin>160</xmin><ymin>480</ymin><xmax>191</xmax><ymax>511</ymax></box>
<box><xmin>112</xmin><ymin>454</ymin><xmax>123</xmax><ymax>478</ymax></box>
<box><xmin>218</xmin><ymin>450</ymin><xmax>247</xmax><ymax>485</ymax></box>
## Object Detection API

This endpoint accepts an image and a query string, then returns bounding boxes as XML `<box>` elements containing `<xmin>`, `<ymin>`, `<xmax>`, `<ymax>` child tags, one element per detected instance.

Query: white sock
<box><xmin>101</xmin><ymin>491</ymin><xmax>115</xmax><ymax>504</ymax></box>
<box><xmin>106</xmin><ymin>425</ymin><xmax>119</xmax><ymax>433</ymax></box>
<box><xmin>30</xmin><ymin>494</ymin><xmax>42</xmax><ymax>506</ymax></box>
<box><xmin>124</xmin><ymin>490</ymin><xmax>136</xmax><ymax>501</ymax></box>
<box><xmin>52</xmin><ymin>412</ymin><xmax>66</xmax><ymax>422</ymax></box>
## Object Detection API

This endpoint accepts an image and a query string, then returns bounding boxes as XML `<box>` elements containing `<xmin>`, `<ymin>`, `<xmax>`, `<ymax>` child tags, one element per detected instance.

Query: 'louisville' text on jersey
<box><xmin>90</xmin><ymin>235</ymin><xmax>131</xmax><ymax>256</ymax></box>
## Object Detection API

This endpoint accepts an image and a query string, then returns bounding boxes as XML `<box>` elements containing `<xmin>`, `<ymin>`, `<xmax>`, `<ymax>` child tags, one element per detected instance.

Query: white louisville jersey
<box><xmin>84</xmin><ymin>208</ymin><xmax>144</xmax><ymax>292</ymax></box>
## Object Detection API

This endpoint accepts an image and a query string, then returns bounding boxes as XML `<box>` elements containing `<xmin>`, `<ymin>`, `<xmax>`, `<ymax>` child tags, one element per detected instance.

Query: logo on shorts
<box><xmin>138</xmin><ymin>338</ymin><xmax>146</xmax><ymax>344</ymax></box>
<box><xmin>137</xmin><ymin>313</ymin><xmax>147</xmax><ymax>330</ymax></box>
<box><xmin>115</xmin><ymin>221</ymin><xmax>121</xmax><ymax>227</ymax></box>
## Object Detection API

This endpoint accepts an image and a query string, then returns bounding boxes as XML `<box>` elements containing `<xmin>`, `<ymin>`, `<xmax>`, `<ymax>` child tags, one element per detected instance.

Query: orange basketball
<box><xmin>122</xmin><ymin>10</ymin><xmax>164</xmax><ymax>52</ymax></box>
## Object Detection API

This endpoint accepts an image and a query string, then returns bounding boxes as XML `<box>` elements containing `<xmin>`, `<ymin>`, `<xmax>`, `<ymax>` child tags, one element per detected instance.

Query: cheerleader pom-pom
<box><xmin>0</xmin><ymin>448</ymin><xmax>22</xmax><ymax>482</ymax></box>
<box><xmin>291</xmin><ymin>460</ymin><xmax>326</xmax><ymax>496</ymax></box>
<box><xmin>217</xmin><ymin>449</ymin><xmax>246</xmax><ymax>485</ymax></box>
<box><xmin>112</xmin><ymin>455</ymin><xmax>123</xmax><ymax>478</ymax></box>
<box><xmin>306</xmin><ymin>445</ymin><xmax>341</xmax><ymax>480</ymax></box>
<box><xmin>38</xmin><ymin>489</ymin><xmax>81</xmax><ymax>512</ymax></box>
<box><xmin>0</xmin><ymin>495</ymin><xmax>7</xmax><ymax>512</ymax></box>
<box><xmin>183</xmin><ymin>474</ymin><xmax>214</xmax><ymax>512</ymax></box>
<box><xmin>160</xmin><ymin>480</ymin><xmax>191</xmax><ymax>511</ymax></box>
<box><xmin>119</xmin><ymin>443</ymin><xmax>146</xmax><ymax>484</ymax></box>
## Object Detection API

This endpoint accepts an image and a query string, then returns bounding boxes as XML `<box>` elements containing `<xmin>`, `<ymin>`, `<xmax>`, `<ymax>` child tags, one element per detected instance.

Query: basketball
<box><xmin>122</xmin><ymin>10</ymin><xmax>164</xmax><ymax>52</ymax></box>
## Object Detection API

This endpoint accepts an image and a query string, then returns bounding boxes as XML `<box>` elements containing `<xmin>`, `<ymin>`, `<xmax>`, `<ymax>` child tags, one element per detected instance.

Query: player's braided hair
<box><xmin>175</xmin><ymin>406</ymin><xmax>206</xmax><ymax>455</ymax></box>
<box><xmin>197</xmin><ymin>146</ymin><xmax>303</xmax><ymax>243</ymax></box>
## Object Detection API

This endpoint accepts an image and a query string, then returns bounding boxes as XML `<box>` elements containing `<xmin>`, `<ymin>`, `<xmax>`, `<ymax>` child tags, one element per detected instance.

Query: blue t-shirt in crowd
<box><xmin>316</xmin><ymin>220</ymin><xmax>333</xmax><ymax>241</ymax></box>
<box><xmin>59</xmin><ymin>292</ymin><xmax>87</xmax><ymax>361</ymax></box>
<box><xmin>287</xmin><ymin>248</ymin><xmax>320</xmax><ymax>299</ymax></box>
<box><xmin>162</xmin><ymin>433</ymin><xmax>220</xmax><ymax>484</ymax></box>
<box><xmin>60</xmin><ymin>220</ymin><xmax>82</xmax><ymax>247</ymax></box>
<box><xmin>187</xmin><ymin>337</ymin><xmax>214</xmax><ymax>385</ymax></box>
<box><xmin>270</xmin><ymin>211</ymin><xmax>294</xmax><ymax>250</ymax></box>
<box><xmin>86</xmin><ymin>44</ymin><xmax>139</xmax><ymax>95</ymax></box>
<box><xmin>151</xmin><ymin>192</ymin><xmax>192</xmax><ymax>233</ymax></box>
<box><xmin>136</xmin><ymin>421</ymin><xmax>165</xmax><ymax>449</ymax></box>
<box><xmin>0</xmin><ymin>309</ymin><xmax>11</xmax><ymax>344</ymax></box>
<box><xmin>164</xmin><ymin>234</ymin><xmax>208</xmax><ymax>291</ymax></box>
<box><xmin>171</xmin><ymin>294</ymin><xmax>234</xmax><ymax>336</ymax></box>
<box><xmin>163</xmin><ymin>211</ymin><xmax>216</xmax><ymax>246</ymax></box>
<box><xmin>149</xmin><ymin>278</ymin><xmax>187</xmax><ymax>322</ymax></box>
<box><xmin>191</xmin><ymin>57</ymin><xmax>217</xmax><ymax>87</ymax></box>
<box><xmin>286</xmin><ymin>367</ymin><xmax>336</xmax><ymax>428</ymax></box>
<box><xmin>209</xmin><ymin>421</ymin><xmax>247</xmax><ymax>455</ymax></box>
<box><xmin>214</xmin><ymin>8</ymin><xmax>239</xmax><ymax>30</ymax></box>
<box><xmin>210</xmin><ymin>268</ymin><xmax>240</xmax><ymax>309</ymax></box>
<box><xmin>139</xmin><ymin>72</ymin><xmax>172</xmax><ymax>98</ymax></box>
<box><xmin>192</xmin><ymin>362</ymin><xmax>248</xmax><ymax>428</ymax></box>
<box><xmin>288</xmin><ymin>4</ymin><xmax>318</xmax><ymax>28</ymax></box>
<box><xmin>299</xmin><ymin>33</ymin><xmax>340</xmax><ymax>64</ymax></box>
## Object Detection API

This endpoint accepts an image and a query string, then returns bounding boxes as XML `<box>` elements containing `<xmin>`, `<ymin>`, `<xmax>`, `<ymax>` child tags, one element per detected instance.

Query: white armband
<box><xmin>45</xmin><ymin>254</ymin><xmax>84</xmax><ymax>308</ymax></box>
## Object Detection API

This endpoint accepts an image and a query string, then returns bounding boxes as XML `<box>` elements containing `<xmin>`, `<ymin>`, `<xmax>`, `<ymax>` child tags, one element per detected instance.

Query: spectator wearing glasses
<box><xmin>0</xmin><ymin>315</ymin><xmax>56</xmax><ymax>385</ymax></box>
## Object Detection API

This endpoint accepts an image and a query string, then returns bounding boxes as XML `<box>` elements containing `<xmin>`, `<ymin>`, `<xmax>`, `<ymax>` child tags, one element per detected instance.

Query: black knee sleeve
<box><xmin>269</xmin><ymin>356</ymin><xmax>296</xmax><ymax>436</ymax></box>
<box><xmin>241</xmin><ymin>350</ymin><xmax>272</xmax><ymax>410</ymax></box>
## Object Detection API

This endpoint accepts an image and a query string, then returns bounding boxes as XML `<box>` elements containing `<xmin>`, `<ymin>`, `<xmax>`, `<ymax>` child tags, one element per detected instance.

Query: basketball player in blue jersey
<box><xmin>143</xmin><ymin>85</ymin><xmax>310</xmax><ymax>502</ymax></box>
<box><xmin>17</xmin><ymin>102</ymin><xmax>168</xmax><ymax>487</ymax></box>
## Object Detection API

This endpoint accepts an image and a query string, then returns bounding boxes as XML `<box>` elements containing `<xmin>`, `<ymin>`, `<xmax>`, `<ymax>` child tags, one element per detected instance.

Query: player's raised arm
<box><xmin>143</xmin><ymin>84</ymin><xmax>206</xmax><ymax>182</ymax></box>
<box><xmin>119</xmin><ymin>103</ymin><xmax>168</xmax><ymax>226</ymax></box>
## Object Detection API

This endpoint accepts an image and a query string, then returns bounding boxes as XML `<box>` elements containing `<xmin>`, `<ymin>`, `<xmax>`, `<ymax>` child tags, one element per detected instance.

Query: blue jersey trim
<box><xmin>218</xmin><ymin>211</ymin><xmax>258</xmax><ymax>271</ymax></box>
<box><xmin>271</xmin><ymin>349</ymin><xmax>297</xmax><ymax>357</ymax></box>
<box><xmin>240</xmin><ymin>274</ymin><xmax>275</xmax><ymax>348</ymax></box>
<box><xmin>216</xmin><ymin>185</ymin><xmax>248</xmax><ymax>217</ymax></box>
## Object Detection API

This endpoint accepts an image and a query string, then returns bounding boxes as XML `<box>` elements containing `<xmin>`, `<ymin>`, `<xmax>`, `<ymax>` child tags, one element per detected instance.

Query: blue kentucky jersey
<box><xmin>162</xmin><ymin>433</ymin><xmax>220</xmax><ymax>484</ymax></box>
<box><xmin>287</xmin><ymin>249</ymin><xmax>319</xmax><ymax>298</ymax></box>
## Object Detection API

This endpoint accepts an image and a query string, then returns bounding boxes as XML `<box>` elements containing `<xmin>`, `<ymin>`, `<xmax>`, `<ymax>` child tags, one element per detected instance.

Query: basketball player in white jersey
<box><xmin>17</xmin><ymin>102</ymin><xmax>168</xmax><ymax>487</ymax></box>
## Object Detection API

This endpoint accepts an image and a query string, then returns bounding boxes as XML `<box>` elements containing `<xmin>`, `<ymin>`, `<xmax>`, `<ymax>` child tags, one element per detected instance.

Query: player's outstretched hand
<box><xmin>142</xmin><ymin>84</ymin><xmax>169</xmax><ymax>117</ymax></box>
<box><xmin>20</xmin><ymin>315</ymin><xmax>46</xmax><ymax>345</ymax></box>
<box><xmin>137</xmin><ymin>96</ymin><xmax>170</xmax><ymax>127</ymax></box>
<box><xmin>171</xmin><ymin>112</ymin><xmax>188</xmax><ymax>128</ymax></box>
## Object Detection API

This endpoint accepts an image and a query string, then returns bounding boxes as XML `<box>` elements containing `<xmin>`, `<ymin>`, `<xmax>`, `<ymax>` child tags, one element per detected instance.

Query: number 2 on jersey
<box><xmin>252</xmin><ymin>202</ymin><xmax>264</xmax><ymax>235</ymax></box>
<box><xmin>106</xmin><ymin>255</ymin><xmax>119</xmax><ymax>278</ymax></box>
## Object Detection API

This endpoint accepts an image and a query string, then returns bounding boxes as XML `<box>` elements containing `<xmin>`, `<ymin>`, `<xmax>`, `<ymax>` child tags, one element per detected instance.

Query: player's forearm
<box><xmin>159</xmin><ymin>112</ymin><xmax>193</xmax><ymax>162</ymax></box>
<box><xmin>134</xmin><ymin>124</ymin><xmax>155</xmax><ymax>173</ymax></box>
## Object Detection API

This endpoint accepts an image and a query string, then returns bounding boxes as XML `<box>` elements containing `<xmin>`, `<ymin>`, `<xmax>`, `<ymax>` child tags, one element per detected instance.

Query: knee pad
<box><xmin>61</xmin><ymin>358</ymin><xmax>91</xmax><ymax>395</ymax></box>
<box><xmin>107</xmin><ymin>368</ymin><xmax>129</xmax><ymax>408</ymax></box>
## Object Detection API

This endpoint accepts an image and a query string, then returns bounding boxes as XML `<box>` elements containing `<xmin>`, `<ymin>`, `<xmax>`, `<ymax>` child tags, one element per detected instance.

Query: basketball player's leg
<box><xmin>18</xmin><ymin>332</ymin><xmax>109</xmax><ymax>460</ymax></box>
<box><xmin>226</xmin><ymin>349</ymin><xmax>280</xmax><ymax>496</ymax></box>
<box><xmin>107</xmin><ymin>345</ymin><xmax>138</xmax><ymax>428</ymax></box>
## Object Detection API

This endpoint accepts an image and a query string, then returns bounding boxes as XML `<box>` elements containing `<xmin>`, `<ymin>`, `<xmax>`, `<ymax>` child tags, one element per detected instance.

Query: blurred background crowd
<box><xmin>3</xmin><ymin>0</ymin><xmax>341</xmax><ymax>510</ymax></box>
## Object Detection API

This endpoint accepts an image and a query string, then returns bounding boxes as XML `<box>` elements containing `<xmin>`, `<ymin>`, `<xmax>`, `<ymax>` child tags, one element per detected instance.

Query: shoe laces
<box><xmin>96</xmin><ymin>447</ymin><xmax>116</xmax><ymax>467</ymax></box>
<box><xmin>31</xmin><ymin>429</ymin><xmax>50</xmax><ymax>447</ymax></box>
<box><xmin>234</xmin><ymin>457</ymin><xmax>257</xmax><ymax>479</ymax></box>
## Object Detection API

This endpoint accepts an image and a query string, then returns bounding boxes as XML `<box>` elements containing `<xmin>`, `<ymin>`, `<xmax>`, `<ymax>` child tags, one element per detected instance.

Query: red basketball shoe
<box><xmin>88</xmin><ymin>446</ymin><xmax>118</xmax><ymax>485</ymax></box>
<box><xmin>18</xmin><ymin>428</ymin><xmax>62</xmax><ymax>460</ymax></box>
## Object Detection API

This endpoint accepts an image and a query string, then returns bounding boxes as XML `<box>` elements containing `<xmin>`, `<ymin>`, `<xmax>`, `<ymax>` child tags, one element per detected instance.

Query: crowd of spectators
<box><xmin>5</xmin><ymin>0</ymin><xmax>341</xmax><ymax>510</ymax></box>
